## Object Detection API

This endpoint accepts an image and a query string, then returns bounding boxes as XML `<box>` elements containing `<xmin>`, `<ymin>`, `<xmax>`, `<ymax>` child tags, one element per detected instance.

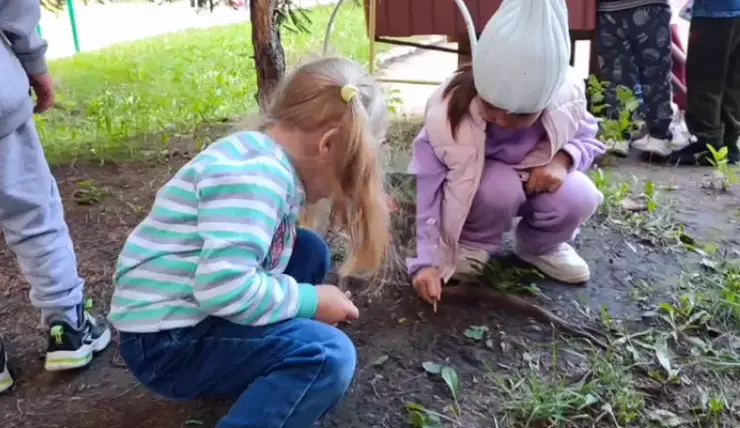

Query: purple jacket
<box><xmin>408</xmin><ymin>113</ymin><xmax>604</xmax><ymax>275</ymax></box>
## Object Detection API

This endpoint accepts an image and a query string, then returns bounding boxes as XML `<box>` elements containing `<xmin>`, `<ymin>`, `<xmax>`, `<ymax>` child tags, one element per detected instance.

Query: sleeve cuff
<box><xmin>295</xmin><ymin>283</ymin><xmax>319</xmax><ymax>318</ymax></box>
<box><xmin>22</xmin><ymin>56</ymin><xmax>48</xmax><ymax>76</ymax></box>
<box><xmin>560</xmin><ymin>145</ymin><xmax>581</xmax><ymax>172</ymax></box>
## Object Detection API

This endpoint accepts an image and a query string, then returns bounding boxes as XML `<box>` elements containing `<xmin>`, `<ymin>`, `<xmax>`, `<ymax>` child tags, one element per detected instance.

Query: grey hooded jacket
<box><xmin>0</xmin><ymin>0</ymin><xmax>48</xmax><ymax>137</ymax></box>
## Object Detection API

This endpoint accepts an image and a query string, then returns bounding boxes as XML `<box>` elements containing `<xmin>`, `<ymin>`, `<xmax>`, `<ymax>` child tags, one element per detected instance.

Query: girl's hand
<box><xmin>412</xmin><ymin>267</ymin><xmax>442</xmax><ymax>312</ymax></box>
<box><xmin>314</xmin><ymin>285</ymin><xmax>360</xmax><ymax>325</ymax></box>
<box><xmin>526</xmin><ymin>151</ymin><xmax>572</xmax><ymax>195</ymax></box>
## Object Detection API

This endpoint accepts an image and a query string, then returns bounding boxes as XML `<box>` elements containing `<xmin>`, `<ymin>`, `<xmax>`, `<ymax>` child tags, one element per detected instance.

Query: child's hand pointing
<box><xmin>412</xmin><ymin>267</ymin><xmax>442</xmax><ymax>312</ymax></box>
<box><xmin>526</xmin><ymin>151</ymin><xmax>572</xmax><ymax>195</ymax></box>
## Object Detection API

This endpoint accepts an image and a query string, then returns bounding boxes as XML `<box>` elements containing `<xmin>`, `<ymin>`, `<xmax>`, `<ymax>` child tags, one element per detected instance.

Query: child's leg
<box><xmin>0</xmin><ymin>120</ymin><xmax>110</xmax><ymax>370</ymax></box>
<box><xmin>0</xmin><ymin>120</ymin><xmax>84</xmax><ymax>322</ymax></box>
<box><xmin>720</xmin><ymin>19</ymin><xmax>740</xmax><ymax>163</ymax></box>
<box><xmin>283</xmin><ymin>228</ymin><xmax>332</xmax><ymax>284</ymax></box>
<box><xmin>515</xmin><ymin>172</ymin><xmax>603</xmax><ymax>284</ymax></box>
<box><xmin>120</xmin><ymin>317</ymin><xmax>355</xmax><ymax>428</ymax></box>
<box><xmin>597</xmin><ymin>11</ymin><xmax>640</xmax><ymax>125</ymax></box>
<box><xmin>671</xmin><ymin>17</ymin><xmax>739</xmax><ymax>164</ymax></box>
<box><xmin>119</xmin><ymin>230</ymin><xmax>349</xmax><ymax>427</ymax></box>
<box><xmin>631</xmin><ymin>5</ymin><xmax>673</xmax><ymax>140</ymax></box>
<box><xmin>459</xmin><ymin>160</ymin><xmax>525</xmax><ymax>254</ymax></box>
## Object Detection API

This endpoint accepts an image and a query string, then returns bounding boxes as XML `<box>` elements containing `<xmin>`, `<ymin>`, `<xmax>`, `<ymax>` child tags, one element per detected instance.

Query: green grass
<box><xmin>38</xmin><ymin>3</ymin><xmax>391</xmax><ymax>164</ymax></box>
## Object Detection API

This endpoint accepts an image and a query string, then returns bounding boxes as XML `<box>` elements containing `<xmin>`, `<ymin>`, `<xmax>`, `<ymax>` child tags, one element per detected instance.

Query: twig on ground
<box><xmin>442</xmin><ymin>284</ymin><xmax>609</xmax><ymax>349</ymax></box>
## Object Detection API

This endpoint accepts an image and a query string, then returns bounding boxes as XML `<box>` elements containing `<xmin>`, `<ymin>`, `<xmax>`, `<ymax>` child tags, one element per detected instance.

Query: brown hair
<box><xmin>442</xmin><ymin>63</ymin><xmax>478</xmax><ymax>139</ymax></box>
<box><xmin>263</xmin><ymin>57</ymin><xmax>390</xmax><ymax>275</ymax></box>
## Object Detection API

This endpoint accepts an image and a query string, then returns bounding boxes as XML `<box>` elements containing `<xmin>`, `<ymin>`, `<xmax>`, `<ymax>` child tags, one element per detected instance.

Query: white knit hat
<box><xmin>472</xmin><ymin>0</ymin><xmax>571</xmax><ymax>114</ymax></box>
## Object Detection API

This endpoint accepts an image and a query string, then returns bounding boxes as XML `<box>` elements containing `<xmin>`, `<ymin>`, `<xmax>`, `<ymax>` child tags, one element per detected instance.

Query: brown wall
<box><xmin>366</xmin><ymin>0</ymin><xmax>597</xmax><ymax>38</ymax></box>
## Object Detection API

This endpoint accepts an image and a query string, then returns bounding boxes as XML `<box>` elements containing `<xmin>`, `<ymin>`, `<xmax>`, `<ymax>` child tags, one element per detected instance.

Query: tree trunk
<box><xmin>250</xmin><ymin>0</ymin><xmax>286</xmax><ymax>109</ymax></box>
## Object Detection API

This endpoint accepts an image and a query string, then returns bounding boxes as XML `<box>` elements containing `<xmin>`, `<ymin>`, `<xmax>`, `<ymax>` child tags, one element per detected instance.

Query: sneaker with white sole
<box><xmin>606</xmin><ymin>139</ymin><xmax>631</xmax><ymax>157</ymax></box>
<box><xmin>451</xmin><ymin>246</ymin><xmax>491</xmax><ymax>281</ymax></box>
<box><xmin>0</xmin><ymin>335</ymin><xmax>13</xmax><ymax>394</ymax></box>
<box><xmin>515</xmin><ymin>242</ymin><xmax>590</xmax><ymax>284</ymax></box>
<box><xmin>44</xmin><ymin>300</ymin><xmax>112</xmax><ymax>372</ymax></box>
<box><xmin>633</xmin><ymin>108</ymin><xmax>694</xmax><ymax>157</ymax></box>
<box><xmin>631</xmin><ymin>134</ymin><xmax>674</xmax><ymax>157</ymax></box>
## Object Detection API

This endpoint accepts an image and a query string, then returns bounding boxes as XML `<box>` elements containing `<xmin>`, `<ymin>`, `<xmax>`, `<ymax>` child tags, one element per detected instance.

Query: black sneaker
<box><xmin>0</xmin><ymin>335</ymin><xmax>12</xmax><ymax>393</ymax></box>
<box><xmin>44</xmin><ymin>300</ymin><xmax>112</xmax><ymax>372</ymax></box>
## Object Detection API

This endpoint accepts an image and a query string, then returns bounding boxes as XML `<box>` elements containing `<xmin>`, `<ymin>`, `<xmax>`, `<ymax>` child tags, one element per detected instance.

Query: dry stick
<box><xmin>442</xmin><ymin>284</ymin><xmax>609</xmax><ymax>349</ymax></box>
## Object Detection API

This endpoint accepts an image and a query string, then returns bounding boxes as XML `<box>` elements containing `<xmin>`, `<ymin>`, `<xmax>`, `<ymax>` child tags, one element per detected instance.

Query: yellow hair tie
<box><xmin>340</xmin><ymin>85</ymin><xmax>359</xmax><ymax>103</ymax></box>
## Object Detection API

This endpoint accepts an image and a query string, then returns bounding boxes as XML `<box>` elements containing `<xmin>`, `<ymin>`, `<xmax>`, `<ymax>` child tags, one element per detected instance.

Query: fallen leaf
<box><xmin>422</xmin><ymin>361</ymin><xmax>442</xmax><ymax>375</ymax></box>
<box><xmin>586</xmin><ymin>393</ymin><xmax>600</xmax><ymax>407</ymax></box>
<box><xmin>620</xmin><ymin>197</ymin><xmax>647</xmax><ymax>212</ymax></box>
<box><xmin>372</xmin><ymin>355</ymin><xmax>389</xmax><ymax>367</ymax></box>
<box><xmin>441</xmin><ymin>366</ymin><xmax>460</xmax><ymax>401</ymax></box>
<box><xmin>701</xmin><ymin>258</ymin><xmax>719</xmax><ymax>270</ymax></box>
<box><xmin>654</xmin><ymin>336</ymin><xmax>675</xmax><ymax>377</ymax></box>
<box><xmin>646</xmin><ymin>408</ymin><xmax>689</xmax><ymax>427</ymax></box>
<box><xmin>464</xmin><ymin>325</ymin><xmax>489</xmax><ymax>341</ymax></box>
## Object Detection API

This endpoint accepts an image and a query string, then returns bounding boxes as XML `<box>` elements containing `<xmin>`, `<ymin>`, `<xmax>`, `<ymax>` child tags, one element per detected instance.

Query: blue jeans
<box><xmin>119</xmin><ymin>229</ymin><xmax>355</xmax><ymax>428</ymax></box>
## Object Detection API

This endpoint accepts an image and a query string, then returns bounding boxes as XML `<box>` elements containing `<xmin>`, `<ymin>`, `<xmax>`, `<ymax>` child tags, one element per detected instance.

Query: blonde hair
<box><xmin>263</xmin><ymin>57</ymin><xmax>390</xmax><ymax>275</ymax></box>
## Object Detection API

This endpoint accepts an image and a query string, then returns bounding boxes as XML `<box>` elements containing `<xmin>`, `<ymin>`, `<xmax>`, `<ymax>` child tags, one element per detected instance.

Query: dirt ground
<box><xmin>1</xmin><ymin>136</ymin><xmax>739</xmax><ymax>427</ymax></box>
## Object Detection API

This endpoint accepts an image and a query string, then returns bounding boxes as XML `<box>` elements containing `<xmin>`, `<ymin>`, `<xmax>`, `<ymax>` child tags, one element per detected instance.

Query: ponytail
<box><xmin>443</xmin><ymin>64</ymin><xmax>478</xmax><ymax>139</ymax></box>
<box><xmin>263</xmin><ymin>57</ymin><xmax>390</xmax><ymax>275</ymax></box>
<box><xmin>330</xmin><ymin>95</ymin><xmax>390</xmax><ymax>275</ymax></box>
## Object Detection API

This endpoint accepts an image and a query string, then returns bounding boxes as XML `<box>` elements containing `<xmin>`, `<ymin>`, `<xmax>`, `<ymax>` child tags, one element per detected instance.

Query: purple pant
<box><xmin>460</xmin><ymin>160</ymin><xmax>603</xmax><ymax>255</ymax></box>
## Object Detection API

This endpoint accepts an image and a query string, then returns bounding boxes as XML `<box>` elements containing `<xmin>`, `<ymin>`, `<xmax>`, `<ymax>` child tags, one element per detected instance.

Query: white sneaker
<box><xmin>451</xmin><ymin>246</ymin><xmax>490</xmax><ymax>280</ymax></box>
<box><xmin>515</xmin><ymin>242</ymin><xmax>590</xmax><ymax>284</ymax></box>
<box><xmin>633</xmin><ymin>107</ymin><xmax>694</xmax><ymax>156</ymax></box>
<box><xmin>0</xmin><ymin>337</ymin><xmax>12</xmax><ymax>394</ymax></box>
<box><xmin>607</xmin><ymin>139</ymin><xmax>631</xmax><ymax>157</ymax></box>
<box><xmin>632</xmin><ymin>134</ymin><xmax>673</xmax><ymax>157</ymax></box>
<box><xmin>669</xmin><ymin>112</ymin><xmax>694</xmax><ymax>151</ymax></box>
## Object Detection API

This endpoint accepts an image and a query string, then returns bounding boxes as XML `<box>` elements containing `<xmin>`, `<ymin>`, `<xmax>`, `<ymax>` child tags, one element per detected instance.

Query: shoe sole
<box><xmin>0</xmin><ymin>354</ymin><xmax>13</xmax><ymax>394</ymax></box>
<box><xmin>44</xmin><ymin>327</ymin><xmax>112</xmax><ymax>372</ymax></box>
<box><xmin>606</xmin><ymin>146</ymin><xmax>630</xmax><ymax>157</ymax></box>
<box><xmin>516</xmin><ymin>252</ymin><xmax>590</xmax><ymax>284</ymax></box>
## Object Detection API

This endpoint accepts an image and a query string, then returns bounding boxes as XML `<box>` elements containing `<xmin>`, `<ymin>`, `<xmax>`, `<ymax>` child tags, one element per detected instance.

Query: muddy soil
<box><xmin>0</xmin><ymin>152</ymin><xmax>738</xmax><ymax>428</ymax></box>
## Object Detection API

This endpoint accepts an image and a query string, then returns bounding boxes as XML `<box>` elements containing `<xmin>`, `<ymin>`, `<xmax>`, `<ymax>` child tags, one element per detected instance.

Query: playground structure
<box><xmin>362</xmin><ymin>0</ymin><xmax>599</xmax><ymax>85</ymax></box>
<box><xmin>38</xmin><ymin>0</ymin><xmax>81</xmax><ymax>53</ymax></box>
<box><xmin>37</xmin><ymin>0</ymin><xmax>245</xmax><ymax>58</ymax></box>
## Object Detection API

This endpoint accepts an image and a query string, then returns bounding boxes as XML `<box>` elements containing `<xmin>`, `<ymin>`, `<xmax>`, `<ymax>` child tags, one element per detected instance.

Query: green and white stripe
<box><xmin>108</xmin><ymin>132</ymin><xmax>318</xmax><ymax>333</ymax></box>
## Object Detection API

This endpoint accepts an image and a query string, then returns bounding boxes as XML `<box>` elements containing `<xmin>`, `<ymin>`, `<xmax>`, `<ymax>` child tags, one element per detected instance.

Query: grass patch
<box><xmin>38</xmin><ymin>3</ymin><xmax>392</xmax><ymax>164</ymax></box>
<box><xmin>589</xmin><ymin>168</ymin><xmax>691</xmax><ymax>248</ymax></box>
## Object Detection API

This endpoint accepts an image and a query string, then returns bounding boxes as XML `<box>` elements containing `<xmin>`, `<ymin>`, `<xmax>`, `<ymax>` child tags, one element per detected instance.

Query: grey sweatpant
<box><xmin>0</xmin><ymin>119</ymin><xmax>83</xmax><ymax>322</ymax></box>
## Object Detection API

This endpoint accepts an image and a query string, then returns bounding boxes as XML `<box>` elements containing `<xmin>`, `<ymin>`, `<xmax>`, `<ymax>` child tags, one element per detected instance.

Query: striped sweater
<box><xmin>108</xmin><ymin>131</ymin><xmax>317</xmax><ymax>333</ymax></box>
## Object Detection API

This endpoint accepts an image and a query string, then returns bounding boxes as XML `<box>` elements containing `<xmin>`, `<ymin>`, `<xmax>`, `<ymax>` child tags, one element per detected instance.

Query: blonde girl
<box><xmin>108</xmin><ymin>57</ymin><xmax>390</xmax><ymax>428</ymax></box>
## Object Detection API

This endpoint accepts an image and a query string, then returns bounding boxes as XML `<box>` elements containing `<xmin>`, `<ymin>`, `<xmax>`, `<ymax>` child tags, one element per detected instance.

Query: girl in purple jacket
<box><xmin>407</xmin><ymin>0</ymin><xmax>606</xmax><ymax>310</ymax></box>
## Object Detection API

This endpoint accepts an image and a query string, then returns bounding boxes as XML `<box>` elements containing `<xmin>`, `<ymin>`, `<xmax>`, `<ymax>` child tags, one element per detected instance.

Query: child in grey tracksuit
<box><xmin>0</xmin><ymin>0</ymin><xmax>110</xmax><ymax>393</ymax></box>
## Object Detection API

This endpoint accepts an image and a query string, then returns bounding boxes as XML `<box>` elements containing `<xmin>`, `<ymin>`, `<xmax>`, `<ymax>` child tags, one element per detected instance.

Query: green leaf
<box><xmin>463</xmin><ymin>325</ymin><xmax>489</xmax><ymax>341</ymax></box>
<box><xmin>422</xmin><ymin>361</ymin><xmax>442</xmax><ymax>375</ymax></box>
<box><xmin>184</xmin><ymin>421</ymin><xmax>204</xmax><ymax>426</ymax></box>
<box><xmin>405</xmin><ymin>402</ymin><xmax>426</xmax><ymax>411</ymax></box>
<box><xmin>408</xmin><ymin>410</ymin><xmax>426</xmax><ymax>427</ymax></box>
<box><xmin>441</xmin><ymin>366</ymin><xmax>460</xmax><ymax>401</ymax></box>
<box><xmin>654</xmin><ymin>336</ymin><xmax>676</xmax><ymax>377</ymax></box>
<box><xmin>624</xmin><ymin>98</ymin><xmax>640</xmax><ymax>112</ymax></box>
